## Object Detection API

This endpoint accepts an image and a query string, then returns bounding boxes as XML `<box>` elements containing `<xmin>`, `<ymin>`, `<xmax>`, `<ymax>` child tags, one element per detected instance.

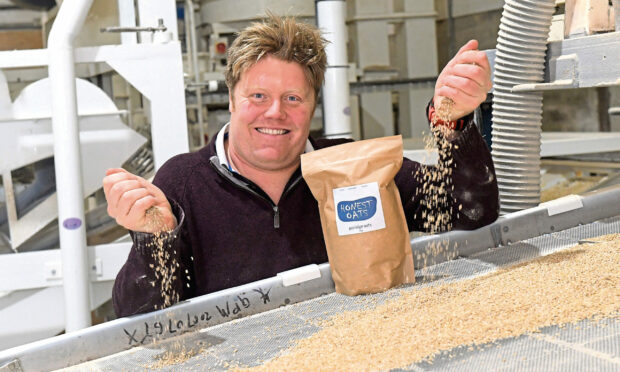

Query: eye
<box><xmin>286</xmin><ymin>95</ymin><xmax>301</xmax><ymax>103</ymax></box>
<box><xmin>252</xmin><ymin>93</ymin><xmax>265</xmax><ymax>100</ymax></box>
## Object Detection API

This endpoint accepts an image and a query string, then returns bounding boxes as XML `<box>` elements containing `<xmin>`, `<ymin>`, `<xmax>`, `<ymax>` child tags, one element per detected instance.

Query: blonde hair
<box><xmin>225</xmin><ymin>13</ymin><xmax>327</xmax><ymax>99</ymax></box>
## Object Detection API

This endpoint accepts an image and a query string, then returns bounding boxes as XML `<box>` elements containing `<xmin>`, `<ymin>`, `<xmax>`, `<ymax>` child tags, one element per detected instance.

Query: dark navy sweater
<box><xmin>113</xmin><ymin>123</ymin><xmax>499</xmax><ymax>317</ymax></box>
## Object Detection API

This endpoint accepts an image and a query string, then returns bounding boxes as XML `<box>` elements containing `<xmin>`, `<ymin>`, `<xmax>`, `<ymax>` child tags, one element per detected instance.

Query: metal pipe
<box><xmin>100</xmin><ymin>22</ymin><xmax>167</xmax><ymax>33</ymax></box>
<box><xmin>447</xmin><ymin>0</ymin><xmax>455</xmax><ymax>58</ymax></box>
<box><xmin>491</xmin><ymin>0</ymin><xmax>556</xmax><ymax>214</ymax></box>
<box><xmin>185</xmin><ymin>0</ymin><xmax>205</xmax><ymax>148</ymax></box>
<box><xmin>47</xmin><ymin>0</ymin><xmax>94</xmax><ymax>332</ymax></box>
<box><xmin>316</xmin><ymin>0</ymin><xmax>352</xmax><ymax>138</ymax></box>
<box><xmin>346</xmin><ymin>11</ymin><xmax>437</xmax><ymax>23</ymax></box>
<box><xmin>183</xmin><ymin>3</ymin><xmax>193</xmax><ymax>77</ymax></box>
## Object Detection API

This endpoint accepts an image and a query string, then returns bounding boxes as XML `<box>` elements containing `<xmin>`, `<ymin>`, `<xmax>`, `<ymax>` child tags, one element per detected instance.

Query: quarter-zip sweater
<box><xmin>113</xmin><ymin>122</ymin><xmax>499</xmax><ymax>317</ymax></box>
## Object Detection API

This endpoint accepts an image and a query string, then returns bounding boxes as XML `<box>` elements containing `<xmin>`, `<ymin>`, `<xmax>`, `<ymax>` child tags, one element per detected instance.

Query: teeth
<box><xmin>257</xmin><ymin>128</ymin><xmax>289</xmax><ymax>135</ymax></box>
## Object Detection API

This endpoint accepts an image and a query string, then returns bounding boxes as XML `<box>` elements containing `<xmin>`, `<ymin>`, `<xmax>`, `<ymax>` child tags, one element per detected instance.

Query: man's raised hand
<box><xmin>433</xmin><ymin>39</ymin><xmax>492</xmax><ymax>120</ymax></box>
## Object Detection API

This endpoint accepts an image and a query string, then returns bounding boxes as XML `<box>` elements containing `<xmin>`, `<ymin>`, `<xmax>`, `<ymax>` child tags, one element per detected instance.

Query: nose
<box><xmin>264</xmin><ymin>98</ymin><xmax>286</xmax><ymax>120</ymax></box>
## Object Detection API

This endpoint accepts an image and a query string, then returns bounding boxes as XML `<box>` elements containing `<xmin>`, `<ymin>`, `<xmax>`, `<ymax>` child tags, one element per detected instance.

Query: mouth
<box><xmin>256</xmin><ymin>128</ymin><xmax>290</xmax><ymax>135</ymax></box>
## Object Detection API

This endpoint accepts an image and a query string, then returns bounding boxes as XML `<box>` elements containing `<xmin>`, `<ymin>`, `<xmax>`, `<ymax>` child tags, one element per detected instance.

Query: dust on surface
<box><xmin>237</xmin><ymin>234</ymin><xmax>620</xmax><ymax>371</ymax></box>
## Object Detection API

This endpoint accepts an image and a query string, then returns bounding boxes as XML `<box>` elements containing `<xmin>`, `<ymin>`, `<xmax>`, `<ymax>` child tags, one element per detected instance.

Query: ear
<box><xmin>228</xmin><ymin>91</ymin><xmax>234</xmax><ymax>113</ymax></box>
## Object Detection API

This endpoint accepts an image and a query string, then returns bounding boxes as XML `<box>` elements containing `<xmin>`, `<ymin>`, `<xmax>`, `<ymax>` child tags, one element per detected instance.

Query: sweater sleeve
<box><xmin>112</xmin><ymin>155</ymin><xmax>196</xmax><ymax>317</ymax></box>
<box><xmin>395</xmin><ymin>118</ymin><xmax>499</xmax><ymax>232</ymax></box>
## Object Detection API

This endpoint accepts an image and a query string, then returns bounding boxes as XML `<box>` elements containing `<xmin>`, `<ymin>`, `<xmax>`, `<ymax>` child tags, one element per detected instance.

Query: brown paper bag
<box><xmin>301</xmin><ymin>135</ymin><xmax>415</xmax><ymax>295</ymax></box>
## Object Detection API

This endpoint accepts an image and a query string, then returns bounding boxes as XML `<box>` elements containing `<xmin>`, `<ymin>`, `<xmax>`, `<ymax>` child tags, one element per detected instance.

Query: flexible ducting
<box><xmin>491</xmin><ymin>0</ymin><xmax>556</xmax><ymax>214</ymax></box>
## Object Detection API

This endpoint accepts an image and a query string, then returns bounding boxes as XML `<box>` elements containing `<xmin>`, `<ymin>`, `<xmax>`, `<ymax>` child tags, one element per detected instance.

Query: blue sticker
<box><xmin>63</xmin><ymin>218</ymin><xmax>82</xmax><ymax>230</ymax></box>
<box><xmin>343</xmin><ymin>106</ymin><xmax>351</xmax><ymax>116</ymax></box>
<box><xmin>337</xmin><ymin>196</ymin><xmax>377</xmax><ymax>222</ymax></box>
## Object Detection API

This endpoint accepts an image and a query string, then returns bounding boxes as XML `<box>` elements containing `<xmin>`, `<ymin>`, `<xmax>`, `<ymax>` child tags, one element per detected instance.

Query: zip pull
<box><xmin>273</xmin><ymin>206</ymin><xmax>280</xmax><ymax>229</ymax></box>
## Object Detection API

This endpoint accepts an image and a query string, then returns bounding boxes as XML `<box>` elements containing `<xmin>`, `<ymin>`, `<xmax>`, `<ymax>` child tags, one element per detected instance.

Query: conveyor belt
<box><xmin>59</xmin><ymin>215</ymin><xmax>620</xmax><ymax>371</ymax></box>
<box><xmin>1</xmin><ymin>186</ymin><xmax>619</xmax><ymax>372</ymax></box>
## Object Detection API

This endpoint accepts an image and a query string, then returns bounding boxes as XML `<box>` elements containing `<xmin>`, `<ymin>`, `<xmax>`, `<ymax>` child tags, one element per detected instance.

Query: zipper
<box><xmin>273</xmin><ymin>206</ymin><xmax>280</xmax><ymax>228</ymax></box>
<box><xmin>210</xmin><ymin>156</ymin><xmax>302</xmax><ymax>229</ymax></box>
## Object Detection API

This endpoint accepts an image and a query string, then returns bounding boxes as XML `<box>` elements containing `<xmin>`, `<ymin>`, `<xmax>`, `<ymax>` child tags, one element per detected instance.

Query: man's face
<box><xmin>228</xmin><ymin>55</ymin><xmax>315</xmax><ymax>172</ymax></box>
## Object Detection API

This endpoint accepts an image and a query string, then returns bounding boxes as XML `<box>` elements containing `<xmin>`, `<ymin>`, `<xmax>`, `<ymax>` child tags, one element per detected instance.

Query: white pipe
<box><xmin>316</xmin><ymin>0</ymin><xmax>352</xmax><ymax>138</ymax></box>
<box><xmin>186</xmin><ymin>0</ymin><xmax>205</xmax><ymax>148</ymax></box>
<box><xmin>346</xmin><ymin>11</ymin><xmax>437</xmax><ymax>23</ymax></box>
<box><xmin>117</xmin><ymin>0</ymin><xmax>137</xmax><ymax>45</ymax></box>
<box><xmin>47</xmin><ymin>0</ymin><xmax>95</xmax><ymax>332</ymax></box>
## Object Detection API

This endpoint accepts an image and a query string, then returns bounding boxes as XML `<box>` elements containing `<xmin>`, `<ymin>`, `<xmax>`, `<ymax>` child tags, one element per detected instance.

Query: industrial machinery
<box><xmin>0</xmin><ymin>0</ymin><xmax>619</xmax><ymax>368</ymax></box>
<box><xmin>0</xmin><ymin>0</ymin><xmax>188</xmax><ymax>349</ymax></box>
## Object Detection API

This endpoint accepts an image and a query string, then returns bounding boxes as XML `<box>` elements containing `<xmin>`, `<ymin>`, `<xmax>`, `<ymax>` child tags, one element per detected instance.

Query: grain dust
<box><xmin>239</xmin><ymin>234</ymin><xmax>620</xmax><ymax>371</ymax></box>
<box><xmin>141</xmin><ymin>207</ymin><xmax>188</xmax><ymax>369</ymax></box>
<box><xmin>147</xmin><ymin>347</ymin><xmax>200</xmax><ymax>369</ymax></box>
<box><xmin>145</xmin><ymin>207</ymin><xmax>179</xmax><ymax>310</ymax></box>
<box><xmin>414</xmin><ymin>98</ymin><xmax>459</xmax><ymax>269</ymax></box>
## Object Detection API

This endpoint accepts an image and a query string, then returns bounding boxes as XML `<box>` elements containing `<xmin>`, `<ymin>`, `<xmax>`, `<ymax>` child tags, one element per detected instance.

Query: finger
<box><xmin>106</xmin><ymin>168</ymin><xmax>127</xmax><ymax>176</ymax></box>
<box><xmin>446</xmin><ymin>40</ymin><xmax>479</xmax><ymax>68</ymax></box>
<box><xmin>449</xmin><ymin>64</ymin><xmax>490</xmax><ymax>89</ymax></box>
<box><xmin>435</xmin><ymin>85</ymin><xmax>480</xmax><ymax>114</ymax></box>
<box><xmin>125</xmin><ymin>195</ymin><xmax>158</xmax><ymax>230</ymax></box>
<box><xmin>110</xmin><ymin>171</ymin><xmax>158</xmax><ymax>196</ymax></box>
<box><xmin>441</xmin><ymin>75</ymin><xmax>483</xmax><ymax>98</ymax></box>
<box><xmin>457</xmin><ymin>39</ymin><xmax>479</xmax><ymax>54</ymax></box>
<box><xmin>103</xmin><ymin>171</ymin><xmax>138</xmax><ymax>196</ymax></box>
<box><xmin>451</xmin><ymin>50</ymin><xmax>489</xmax><ymax>71</ymax></box>
<box><xmin>108</xmin><ymin>179</ymin><xmax>144</xmax><ymax>211</ymax></box>
<box><xmin>103</xmin><ymin>172</ymin><xmax>137</xmax><ymax>187</ymax></box>
<box><xmin>117</xmin><ymin>187</ymin><xmax>151</xmax><ymax>218</ymax></box>
<box><xmin>436</xmin><ymin>84</ymin><xmax>478</xmax><ymax>104</ymax></box>
<box><xmin>472</xmin><ymin>51</ymin><xmax>491</xmax><ymax>73</ymax></box>
<box><xmin>103</xmin><ymin>171</ymin><xmax>152</xmax><ymax>200</ymax></box>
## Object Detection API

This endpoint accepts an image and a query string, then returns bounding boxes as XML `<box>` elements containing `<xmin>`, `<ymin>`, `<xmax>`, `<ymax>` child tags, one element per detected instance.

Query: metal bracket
<box><xmin>511</xmin><ymin>78</ymin><xmax>576</xmax><ymax>92</ymax></box>
<box><xmin>44</xmin><ymin>258</ymin><xmax>104</xmax><ymax>281</ymax></box>
<box><xmin>512</xmin><ymin>53</ymin><xmax>580</xmax><ymax>92</ymax></box>
<box><xmin>100</xmin><ymin>18</ymin><xmax>167</xmax><ymax>33</ymax></box>
<box><xmin>277</xmin><ymin>264</ymin><xmax>322</xmax><ymax>287</ymax></box>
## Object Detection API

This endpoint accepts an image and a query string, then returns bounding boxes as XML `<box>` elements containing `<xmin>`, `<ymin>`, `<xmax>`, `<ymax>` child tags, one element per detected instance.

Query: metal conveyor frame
<box><xmin>0</xmin><ymin>185</ymin><xmax>619</xmax><ymax>372</ymax></box>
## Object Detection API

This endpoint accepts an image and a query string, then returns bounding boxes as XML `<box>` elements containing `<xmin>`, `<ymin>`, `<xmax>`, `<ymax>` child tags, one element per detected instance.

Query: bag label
<box><xmin>333</xmin><ymin>182</ymin><xmax>385</xmax><ymax>236</ymax></box>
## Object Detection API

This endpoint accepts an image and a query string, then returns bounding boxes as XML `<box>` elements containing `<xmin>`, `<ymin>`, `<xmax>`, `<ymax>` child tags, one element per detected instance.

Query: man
<box><xmin>104</xmin><ymin>15</ymin><xmax>498</xmax><ymax>317</ymax></box>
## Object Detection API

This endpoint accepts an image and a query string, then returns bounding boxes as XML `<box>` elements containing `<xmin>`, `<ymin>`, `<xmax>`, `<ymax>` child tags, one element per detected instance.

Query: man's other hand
<box><xmin>433</xmin><ymin>39</ymin><xmax>492</xmax><ymax>120</ymax></box>
<box><xmin>103</xmin><ymin>168</ymin><xmax>176</xmax><ymax>233</ymax></box>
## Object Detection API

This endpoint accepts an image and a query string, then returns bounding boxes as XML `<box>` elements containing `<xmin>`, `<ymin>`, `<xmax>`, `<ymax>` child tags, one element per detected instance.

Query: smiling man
<box><xmin>226</xmin><ymin>54</ymin><xmax>316</xmax><ymax>204</ymax></box>
<box><xmin>104</xmin><ymin>14</ymin><xmax>499</xmax><ymax>317</ymax></box>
